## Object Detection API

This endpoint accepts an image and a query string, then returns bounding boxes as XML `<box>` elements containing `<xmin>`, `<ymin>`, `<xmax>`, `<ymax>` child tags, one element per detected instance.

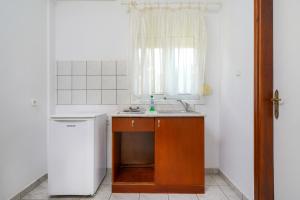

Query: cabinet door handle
<box><xmin>131</xmin><ymin>120</ymin><xmax>135</xmax><ymax>127</ymax></box>
<box><xmin>157</xmin><ymin>120</ymin><xmax>160</xmax><ymax>128</ymax></box>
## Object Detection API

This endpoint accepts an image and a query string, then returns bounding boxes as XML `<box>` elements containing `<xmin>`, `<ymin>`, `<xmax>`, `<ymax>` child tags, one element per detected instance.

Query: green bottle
<box><xmin>149</xmin><ymin>95</ymin><xmax>155</xmax><ymax>112</ymax></box>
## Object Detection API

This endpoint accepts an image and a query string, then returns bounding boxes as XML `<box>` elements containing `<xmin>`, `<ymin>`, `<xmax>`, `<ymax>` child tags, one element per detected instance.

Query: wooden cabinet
<box><xmin>112</xmin><ymin>116</ymin><xmax>204</xmax><ymax>193</ymax></box>
<box><xmin>155</xmin><ymin>118</ymin><xmax>204</xmax><ymax>193</ymax></box>
<box><xmin>112</xmin><ymin>117</ymin><xmax>154</xmax><ymax>132</ymax></box>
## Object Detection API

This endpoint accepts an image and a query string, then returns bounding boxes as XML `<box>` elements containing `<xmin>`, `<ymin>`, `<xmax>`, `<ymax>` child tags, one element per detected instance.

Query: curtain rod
<box><xmin>121</xmin><ymin>1</ymin><xmax>222</xmax><ymax>11</ymax></box>
<box><xmin>120</xmin><ymin>1</ymin><xmax>222</xmax><ymax>6</ymax></box>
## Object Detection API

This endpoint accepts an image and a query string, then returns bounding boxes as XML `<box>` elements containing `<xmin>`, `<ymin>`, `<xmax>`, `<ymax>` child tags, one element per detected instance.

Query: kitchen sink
<box><xmin>118</xmin><ymin>111</ymin><xmax>146</xmax><ymax>114</ymax></box>
<box><xmin>157</xmin><ymin>110</ymin><xmax>198</xmax><ymax>114</ymax></box>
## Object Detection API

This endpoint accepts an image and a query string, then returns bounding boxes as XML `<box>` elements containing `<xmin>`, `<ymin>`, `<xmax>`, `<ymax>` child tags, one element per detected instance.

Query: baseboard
<box><xmin>10</xmin><ymin>174</ymin><xmax>48</xmax><ymax>200</ymax></box>
<box><xmin>205</xmin><ymin>168</ymin><xmax>219</xmax><ymax>175</ymax></box>
<box><xmin>218</xmin><ymin>170</ymin><xmax>250</xmax><ymax>200</ymax></box>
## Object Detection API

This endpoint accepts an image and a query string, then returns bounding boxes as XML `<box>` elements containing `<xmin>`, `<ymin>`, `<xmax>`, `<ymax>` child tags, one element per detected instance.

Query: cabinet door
<box><xmin>155</xmin><ymin>117</ymin><xmax>204</xmax><ymax>186</ymax></box>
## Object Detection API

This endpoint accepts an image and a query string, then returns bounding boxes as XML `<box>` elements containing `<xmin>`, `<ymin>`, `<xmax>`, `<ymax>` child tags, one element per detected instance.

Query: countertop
<box><xmin>111</xmin><ymin>111</ymin><xmax>205</xmax><ymax>118</ymax></box>
<box><xmin>50</xmin><ymin>113</ymin><xmax>106</xmax><ymax>119</ymax></box>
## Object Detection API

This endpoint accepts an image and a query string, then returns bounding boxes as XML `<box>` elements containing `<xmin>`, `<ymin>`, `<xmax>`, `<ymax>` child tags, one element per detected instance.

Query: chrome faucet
<box><xmin>177</xmin><ymin>99</ymin><xmax>192</xmax><ymax>112</ymax></box>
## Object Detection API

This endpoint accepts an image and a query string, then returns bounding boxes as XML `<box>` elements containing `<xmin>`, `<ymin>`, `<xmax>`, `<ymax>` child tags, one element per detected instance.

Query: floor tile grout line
<box><xmin>211</xmin><ymin>174</ymin><xmax>231</xmax><ymax>200</ymax></box>
<box><xmin>209</xmin><ymin>174</ymin><xmax>218</xmax><ymax>186</ymax></box>
<box><xmin>108</xmin><ymin>191</ymin><xmax>112</xmax><ymax>200</ymax></box>
<box><xmin>209</xmin><ymin>174</ymin><xmax>217</xmax><ymax>186</ymax></box>
<box><xmin>214</xmin><ymin>174</ymin><xmax>243</xmax><ymax>200</ymax></box>
<box><xmin>195</xmin><ymin>192</ymin><xmax>201</xmax><ymax>200</ymax></box>
<box><xmin>218</xmin><ymin>185</ymin><xmax>232</xmax><ymax>200</ymax></box>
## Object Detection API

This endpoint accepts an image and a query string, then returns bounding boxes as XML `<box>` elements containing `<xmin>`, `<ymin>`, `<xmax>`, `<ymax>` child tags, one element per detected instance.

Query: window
<box><xmin>137</xmin><ymin>47</ymin><xmax>195</xmax><ymax>95</ymax></box>
<box><xmin>130</xmin><ymin>8</ymin><xmax>207</xmax><ymax>99</ymax></box>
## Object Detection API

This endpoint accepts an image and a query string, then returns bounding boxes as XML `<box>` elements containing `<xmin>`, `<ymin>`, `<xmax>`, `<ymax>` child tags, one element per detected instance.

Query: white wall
<box><xmin>53</xmin><ymin>0</ymin><xmax>222</xmax><ymax>169</ymax></box>
<box><xmin>219</xmin><ymin>0</ymin><xmax>254</xmax><ymax>199</ymax></box>
<box><xmin>55</xmin><ymin>1</ymin><xmax>129</xmax><ymax>61</ymax></box>
<box><xmin>0</xmin><ymin>1</ymin><xmax>48</xmax><ymax>199</ymax></box>
<box><xmin>274</xmin><ymin>0</ymin><xmax>300</xmax><ymax>199</ymax></box>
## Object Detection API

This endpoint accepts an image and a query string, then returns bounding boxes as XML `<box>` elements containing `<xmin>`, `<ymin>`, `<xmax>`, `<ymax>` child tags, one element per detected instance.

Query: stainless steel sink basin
<box><xmin>118</xmin><ymin>111</ymin><xmax>145</xmax><ymax>114</ymax></box>
<box><xmin>157</xmin><ymin>110</ymin><xmax>198</xmax><ymax>114</ymax></box>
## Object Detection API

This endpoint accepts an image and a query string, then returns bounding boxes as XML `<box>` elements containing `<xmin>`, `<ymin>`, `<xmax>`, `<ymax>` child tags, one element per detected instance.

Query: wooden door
<box><xmin>155</xmin><ymin>117</ymin><xmax>204</xmax><ymax>190</ymax></box>
<box><xmin>254</xmin><ymin>0</ymin><xmax>274</xmax><ymax>199</ymax></box>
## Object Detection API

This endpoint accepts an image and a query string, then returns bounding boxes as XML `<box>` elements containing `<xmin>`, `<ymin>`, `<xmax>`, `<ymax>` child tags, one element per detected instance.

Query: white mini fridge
<box><xmin>48</xmin><ymin>113</ymin><xmax>107</xmax><ymax>196</ymax></box>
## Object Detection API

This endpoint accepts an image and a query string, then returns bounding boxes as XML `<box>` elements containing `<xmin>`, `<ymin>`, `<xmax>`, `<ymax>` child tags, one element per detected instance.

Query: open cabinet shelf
<box><xmin>113</xmin><ymin>130</ymin><xmax>155</xmax><ymax>184</ymax></box>
<box><xmin>114</xmin><ymin>165</ymin><xmax>154</xmax><ymax>183</ymax></box>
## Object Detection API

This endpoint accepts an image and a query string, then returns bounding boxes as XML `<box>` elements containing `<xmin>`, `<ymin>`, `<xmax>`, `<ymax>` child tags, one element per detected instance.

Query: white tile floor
<box><xmin>21</xmin><ymin>174</ymin><xmax>242</xmax><ymax>200</ymax></box>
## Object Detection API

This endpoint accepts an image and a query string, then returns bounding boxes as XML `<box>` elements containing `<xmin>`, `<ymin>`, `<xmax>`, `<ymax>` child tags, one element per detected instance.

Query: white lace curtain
<box><xmin>130</xmin><ymin>5</ymin><xmax>207</xmax><ymax>98</ymax></box>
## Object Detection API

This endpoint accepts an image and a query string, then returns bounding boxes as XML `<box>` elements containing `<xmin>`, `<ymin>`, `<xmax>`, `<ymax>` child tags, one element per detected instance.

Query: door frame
<box><xmin>254</xmin><ymin>0</ymin><xmax>274</xmax><ymax>200</ymax></box>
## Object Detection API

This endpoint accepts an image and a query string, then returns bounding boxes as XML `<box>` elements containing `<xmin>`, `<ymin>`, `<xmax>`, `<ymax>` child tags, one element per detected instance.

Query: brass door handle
<box><xmin>131</xmin><ymin>120</ymin><xmax>135</xmax><ymax>127</ymax></box>
<box><xmin>271</xmin><ymin>90</ymin><xmax>282</xmax><ymax>119</ymax></box>
<box><xmin>271</xmin><ymin>97</ymin><xmax>282</xmax><ymax>102</ymax></box>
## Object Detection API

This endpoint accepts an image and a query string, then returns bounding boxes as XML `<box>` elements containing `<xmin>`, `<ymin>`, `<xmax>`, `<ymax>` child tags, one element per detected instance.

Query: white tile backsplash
<box><xmin>72</xmin><ymin>61</ymin><xmax>86</xmax><ymax>75</ymax></box>
<box><xmin>56</xmin><ymin>60</ymin><xmax>129</xmax><ymax>105</ymax></box>
<box><xmin>72</xmin><ymin>90</ymin><xmax>86</xmax><ymax>105</ymax></box>
<box><xmin>102</xmin><ymin>90</ymin><xmax>116</xmax><ymax>104</ymax></box>
<box><xmin>57</xmin><ymin>76</ymin><xmax>71</xmax><ymax>89</ymax></box>
<box><xmin>117</xmin><ymin>76</ymin><xmax>129</xmax><ymax>89</ymax></box>
<box><xmin>87</xmin><ymin>76</ymin><xmax>101</xmax><ymax>89</ymax></box>
<box><xmin>72</xmin><ymin>76</ymin><xmax>86</xmax><ymax>89</ymax></box>
<box><xmin>57</xmin><ymin>90</ymin><xmax>71</xmax><ymax>104</ymax></box>
<box><xmin>117</xmin><ymin>60</ymin><xmax>128</xmax><ymax>75</ymax></box>
<box><xmin>87</xmin><ymin>61</ymin><xmax>101</xmax><ymax>75</ymax></box>
<box><xmin>102</xmin><ymin>61</ymin><xmax>116</xmax><ymax>75</ymax></box>
<box><xmin>87</xmin><ymin>90</ymin><xmax>101</xmax><ymax>105</ymax></box>
<box><xmin>57</xmin><ymin>61</ymin><xmax>72</xmax><ymax>75</ymax></box>
<box><xmin>117</xmin><ymin>90</ymin><xmax>131</xmax><ymax>105</ymax></box>
<box><xmin>102</xmin><ymin>76</ymin><xmax>116</xmax><ymax>89</ymax></box>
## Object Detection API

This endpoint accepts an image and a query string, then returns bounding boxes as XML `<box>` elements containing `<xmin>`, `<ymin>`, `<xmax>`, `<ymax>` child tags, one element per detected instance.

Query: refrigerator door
<box><xmin>48</xmin><ymin>119</ymin><xmax>94</xmax><ymax>195</ymax></box>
